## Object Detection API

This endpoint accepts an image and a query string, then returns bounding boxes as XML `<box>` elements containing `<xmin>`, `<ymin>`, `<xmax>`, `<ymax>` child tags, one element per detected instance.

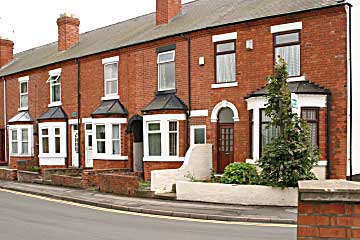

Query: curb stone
<box><xmin>0</xmin><ymin>185</ymin><xmax>296</xmax><ymax>225</ymax></box>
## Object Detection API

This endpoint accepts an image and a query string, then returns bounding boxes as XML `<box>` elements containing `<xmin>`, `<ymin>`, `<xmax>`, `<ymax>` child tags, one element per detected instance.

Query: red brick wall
<box><xmin>0</xmin><ymin>39</ymin><xmax>13</xmax><ymax>68</ymax></box>
<box><xmin>0</xmin><ymin>6</ymin><xmax>348</xmax><ymax>178</ymax></box>
<box><xmin>298</xmin><ymin>202</ymin><xmax>360</xmax><ymax>239</ymax></box>
<box><xmin>0</xmin><ymin>168</ymin><xmax>17</xmax><ymax>181</ymax></box>
<box><xmin>93</xmin><ymin>160</ymin><xmax>128</xmax><ymax>170</ymax></box>
<box><xmin>156</xmin><ymin>0</ymin><xmax>181</xmax><ymax>25</ymax></box>
<box><xmin>96</xmin><ymin>173</ymin><xmax>140</xmax><ymax>196</ymax></box>
<box><xmin>144</xmin><ymin>161</ymin><xmax>183</xmax><ymax>181</ymax></box>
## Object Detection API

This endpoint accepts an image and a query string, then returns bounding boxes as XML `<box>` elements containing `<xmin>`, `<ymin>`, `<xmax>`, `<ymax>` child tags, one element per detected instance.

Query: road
<box><xmin>0</xmin><ymin>190</ymin><xmax>296</xmax><ymax>240</ymax></box>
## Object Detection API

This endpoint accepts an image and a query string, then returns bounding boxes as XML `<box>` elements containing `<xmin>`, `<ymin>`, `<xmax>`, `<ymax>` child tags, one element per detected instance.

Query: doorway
<box><xmin>217</xmin><ymin>107</ymin><xmax>235</xmax><ymax>173</ymax></box>
<box><xmin>0</xmin><ymin>129</ymin><xmax>5</xmax><ymax>163</ymax></box>
<box><xmin>128</xmin><ymin>115</ymin><xmax>143</xmax><ymax>173</ymax></box>
<box><xmin>71</xmin><ymin>125</ymin><xmax>79</xmax><ymax>168</ymax></box>
<box><xmin>84</xmin><ymin>124</ymin><xmax>93</xmax><ymax>168</ymax></box>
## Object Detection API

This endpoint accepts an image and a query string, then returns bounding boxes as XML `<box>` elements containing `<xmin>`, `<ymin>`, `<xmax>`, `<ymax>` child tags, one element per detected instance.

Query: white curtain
<box><xmin>275</xmin><ymin>45</ymin><xmax>300</xmax><ymax>77</ymax></box>
<box><xmin>159</xmin><ymin>62</ymin><xmax>175</xmax><ymax>90</ymax></box>
<box><xmin>149</xmin><ymin>133</ymin><xmax>161</xmax><ymax>156</ymax></box>
<box><xmin>217</xmin><ymin>53</ymin><xmax>236</xmax><ymax>83</ymax></box>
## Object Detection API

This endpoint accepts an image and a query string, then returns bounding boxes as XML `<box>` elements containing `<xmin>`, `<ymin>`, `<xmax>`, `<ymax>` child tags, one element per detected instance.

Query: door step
<box><xmin>134</xmin><ymin>189</ymin><xmax>155</xmax><ymax>199</ymax></box>
<box><xmin>154</xmin><ymin>192</ymin><xmax>176</xmax><ymax>201</ymax></box>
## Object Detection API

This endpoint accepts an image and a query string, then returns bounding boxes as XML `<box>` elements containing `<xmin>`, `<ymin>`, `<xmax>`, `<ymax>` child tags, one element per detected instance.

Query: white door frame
<box><xmin>71</xmin><ymin>125</ymin><xmax>79</xmax><ymax>168</ymax></box>
<box><xmin>84</xmin><ymin>124</ymin><xmax>93</xmax><ymax>168</ymax></box>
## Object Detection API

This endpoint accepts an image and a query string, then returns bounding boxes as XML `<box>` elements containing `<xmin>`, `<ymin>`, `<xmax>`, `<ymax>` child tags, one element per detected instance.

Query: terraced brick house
<box><xmin>0</xmin><ymin>0</ymin><xmax>354</xmax><ymax>180</ymax></box>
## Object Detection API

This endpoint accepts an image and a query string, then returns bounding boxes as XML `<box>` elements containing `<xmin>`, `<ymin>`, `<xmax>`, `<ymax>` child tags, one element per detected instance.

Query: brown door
<box><xmin>217</xmin><ymin>123</ymin><xmax>234</xmax><ymax>173</ymax></box>
<box><xmin>0</xmin><ymin>129</ymin><xmax>5</xmax><ymax>163</ymax></box>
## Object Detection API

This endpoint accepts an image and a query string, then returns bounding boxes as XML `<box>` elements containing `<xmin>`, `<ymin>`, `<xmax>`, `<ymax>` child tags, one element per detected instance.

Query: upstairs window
<box><xmin>104</xmin><ymin>62</ymin><xmax>118</xmax><ymax>97</ymax></box>
<box><xmin>19</xmin><ymin>80</ymin><xmax>28</xmax><ymax>110</ymax></box>
<box><xmin>49</xmin><ymin>75</ymin><xmax>61</xmax><ymax>104</ymax></box>
<box><xmin>158</xmin><ymin>51</ymin><xmax>175</xmax><ymax>91</ymax></box>
<box><xmin>215</xmin><ymin>41</ymin><xmax>236</xmax><ymax>83</ymax></box>
<box><xmin>274</xmin><ymin>31</ymin><xmax>301</xmax><ymax>77</ymax></box>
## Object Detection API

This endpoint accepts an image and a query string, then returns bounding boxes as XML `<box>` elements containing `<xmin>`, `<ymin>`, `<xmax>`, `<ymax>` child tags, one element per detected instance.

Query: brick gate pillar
<box><xmin>297</xmin><ymin>180</ymin><xmax>360</xmax><ymax>239</ymax></box>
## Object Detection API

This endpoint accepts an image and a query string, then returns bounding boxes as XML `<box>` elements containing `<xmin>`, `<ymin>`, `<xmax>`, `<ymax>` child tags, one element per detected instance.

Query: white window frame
<box><xmin>157</xmin><ymin>50</ymin><xmax>176</xmax><ymax>92</ymax></box>
<box><xmin>8</xmin><ymin>125</ymin><xmax>33</xmax><ymax>157</ymax></box>
<box><xmin>95</xmin><ymin>124</ymin><xmax>106</xmax><ymax>154</ymax></box>
<box><xmin>143</xmin><ymin>114</ymin><xmax>186</xmax><ymax>162</ymax></box>
<box><xmin>47</xmin><ymin>68</ymin><xmax>62</xmax><ymax>107</ymax></box>
<box><xmin>147</xmin><ymin>121</ymin><xmax>162</xmax><ymax>157</ymax></box>
<box><xmin>190</xmin><ymin>125</ymin><xmax>207</xmax><ymax>145</ymax></box>
<box><xmin>102</xmin><ymin>56</ymin><xmax>119</xmax><ymax>100</ymax></box>
<box><xmin>112</xmin><ymin>124</ymin><xmax>121</xmax><ymax>155</ymax></box>
<box><xmin>18</xmin><ymin>76</ymin><xmax>29</xmax><ymax>111</ymax></box>
<box><xmin>91</xmin><ymin>118</ymin><xmax>128</xmax><ymax>160</ymax></box>
<box><xmin>168</xmin><ymin>121</ymin><xmax>179</xmax><ymax>157</ymax></box>
<box><xmin>38</xmin><ymin>122</ymin><xmax>67</xmax><ymax>166</ymax></box>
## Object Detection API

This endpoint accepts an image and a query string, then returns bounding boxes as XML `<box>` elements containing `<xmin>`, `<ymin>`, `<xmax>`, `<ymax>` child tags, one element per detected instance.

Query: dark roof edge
<box><xmin>0</xmin><ymin>3</ymin><xmax>348</xmax><ymax>78</ymax></box>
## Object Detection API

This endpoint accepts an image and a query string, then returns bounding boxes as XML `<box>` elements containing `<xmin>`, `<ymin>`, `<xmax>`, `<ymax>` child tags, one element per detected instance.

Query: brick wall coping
<box><xmin>299</xmin><ymin>180</ymin><xmax>360</xmax><ymax>202</ymax></box>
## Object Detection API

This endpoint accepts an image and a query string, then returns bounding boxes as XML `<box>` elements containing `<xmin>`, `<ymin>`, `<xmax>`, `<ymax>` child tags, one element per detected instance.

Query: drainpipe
<box><xmin>348</xmin><ymin>4</ymin><xmax>353</xmax><ymax>180</ymax></box>
<box><xmin>326</xmin><ymin>94</ymin><xmax>332</xmax><ymax>179</ymax></box>
<box><xmin>76</xmin><ymin>58</ymin><xmax>81</xmax><ymax>169</ymax></box>
<box><xmin>2</xmin><ymin>77</ymin><xmax>7</xmax><ymax>164</ymax></box>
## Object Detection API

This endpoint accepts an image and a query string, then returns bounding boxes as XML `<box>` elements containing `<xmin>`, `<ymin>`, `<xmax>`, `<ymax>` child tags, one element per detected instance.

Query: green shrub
<box><xmin>29</xmin><ymin>166</ymin><xmax>41</xmax><ymax>173</ymax></box>
<box><xmin>220</xmin><ymin>162</ymin><xmax>259</xmax><ymax>185</ymax></box>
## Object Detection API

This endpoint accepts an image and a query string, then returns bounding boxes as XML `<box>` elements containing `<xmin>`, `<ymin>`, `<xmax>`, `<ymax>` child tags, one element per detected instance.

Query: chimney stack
<box><xmin>57</xmin><ymin>13</ymin><xmax>80</xmax><ymax>51</ymax></box>
<box><xmin>0</xmin><ymin>38</ymin><xmax>14</xmax><ymax>68</ymax></box>
<box><xmin>156</xmin><ymin>0</ymin><xmax>182</xmax><ymax>25</ymax></box>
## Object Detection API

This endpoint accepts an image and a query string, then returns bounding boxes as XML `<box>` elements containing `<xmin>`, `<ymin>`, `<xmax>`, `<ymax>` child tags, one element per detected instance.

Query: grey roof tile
<box><xmin>0</xmin><ymin>0</ymin><xmax>345</xmax><ymax>77</ymax></box>
<box><xmin>91</xmin><ymin>100</ymin><xmax>128</xmax><ymax>116</ymax></box>
<box><xmin>8</xmin><ymin>111</ymin><xmax>34</xmax><ymax>123</ymax></box>
<box><xmin>142</xmin><ymin>93</ymin><xmax>187</xmax><ymax>112</ymax></box>
<box><xmin>38</xmin><ymin>107</ymin><xmax>68</xmax><ymax>120</ymax></box>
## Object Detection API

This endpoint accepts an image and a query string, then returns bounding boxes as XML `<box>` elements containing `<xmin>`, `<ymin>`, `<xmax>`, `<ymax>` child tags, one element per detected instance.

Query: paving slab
<box><xmin>0</xmin><ymin>180</ymin><xmax>297</xmax><ymax>224</ymax></box>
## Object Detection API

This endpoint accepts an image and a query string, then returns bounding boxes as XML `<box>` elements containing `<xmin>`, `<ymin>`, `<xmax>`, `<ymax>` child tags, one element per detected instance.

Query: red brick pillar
<box><xmin>297</xmin><ymin>180</ymin><xmax>360</xmax><ymax>239</ymax></box>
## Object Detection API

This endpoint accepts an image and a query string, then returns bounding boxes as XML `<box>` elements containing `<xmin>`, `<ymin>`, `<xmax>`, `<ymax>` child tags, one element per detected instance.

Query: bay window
<box><xmin>11</xmin><ymin>130</ymin><xmax>18</xmax><ymax>155</ymax></box>
<box><xmin>301</xmin><ymin>108</ymin><xmax>319</xmax><ymax>147</ymax></box>
<box><xmin>9</xmin><ymin>126</ymin><xmax>33</xmax><ymax>157</ymax></box>
<box><xmin>42</xmin><ymin>129</ymin><xmax>49</xmax><ymax>154</ymax></box>
<box><xmin>168</xmin><ymin>121</ymin><xmax>178</xmax><ymax>156</ymax></box>
<box><xmin>112</xmin><ymin>124</ymin><xmax>120</xmax><ymax>155</ymax></box>
<box><xmin>274</xmin><ymin>31</ymin><xmax>301</xmax><ymax>77</ymax></box>
<box><xmin>158</xmin><ymin>50</ymin><xmax>175</xmax><ymax>91</ymax></box>
<box><xmin>260</xmin><ymin>109</ymin><xmax>279</xmax><ymax>154</ymax></box>
<box><xmin>96</xmin><ymin>125</ymin><xmax>106</xmax><ymax>154</ymax></box>
<box><xmin>148</xmin><ymin>122</ymin><xmax>161</xmax><ymax>156</ymax></box>
<box><xmin>215</xmin><ymin>41</ymin><xmax>236</xmax><ymax>83</ymax></box>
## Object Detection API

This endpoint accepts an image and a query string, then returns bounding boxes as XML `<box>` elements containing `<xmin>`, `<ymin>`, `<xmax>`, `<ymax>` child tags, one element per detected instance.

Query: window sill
<box><xmin>143</xmin><ymin>156</ymin><xmax>185</xmax><ymax>162</ymax></box>
<box><xmin>92</xmin><ymin>154</ymin><xmax>128</xmax><ymax>161</ymax></box>
<box><xmin>39</xmin><ymin>154</ymin><xmax>67</xmax><ymax>158</ymax></box>
<box><xmin>10</xmin><ymin>154</ymin><xmax>33</xmax><ymax>158</ymax></box>
<box><xmin>101</xmin><ymin>95</ymin><xmax>120</xmax><ymax>101</ymax></box>
<box><xmin>287</xmin><ymin>76</ymin><xmax>306</xmax><ymax>82</ymax></box>
<box><xmin>18</xmin><ymin>107</ymin><xmax>29</xmax><ymax>112</ymax></box>
<box><xmin>48</xmin><ymin>102</ymin><xmax>62</xmax><ymax>108</ymax></box>
<box><xmin>211</xmin><ymin>82</ymin><xmax>238</xmax><ymax>89</ymax></box>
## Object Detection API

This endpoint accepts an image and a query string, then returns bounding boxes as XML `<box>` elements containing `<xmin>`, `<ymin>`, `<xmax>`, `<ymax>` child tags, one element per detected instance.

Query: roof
<box><xmin>91</xmin><ymin>100</ymin><xmax>128</xmax><ymax>116</ymax></box>
<box><xmin>142</xmin><ymin>93</ymin><xmax>187</xmax><ymax>112</ymax></box>
<box><xmin>8</xmin><ymin>111</ymin><xmax>34</xmax><ymax>123</ymax></box>
<box><xmin>245</xmin><ymin>81</ymin><xmax>331</xmax><ymax>99</ymax></box>
<box><xmin>0</xmin><ymin>0</ymin><xmax>346</xmax><ymax>77</ymax></box>
<box><xmin>38</xmin><ymin>106</ymin><xmax>68</xmax><ymax>120</ymax></box>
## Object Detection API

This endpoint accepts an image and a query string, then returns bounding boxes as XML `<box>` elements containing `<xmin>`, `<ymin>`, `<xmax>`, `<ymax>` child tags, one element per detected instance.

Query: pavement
<box><xmin>0</xmin><ymin>190</ymin><xmax>296</xmax><ymax>240</ymax></box>
<box><xmin>0</xmin><ymin>180</ymin><xmax>297</xmax><ymax>224</ymax></box>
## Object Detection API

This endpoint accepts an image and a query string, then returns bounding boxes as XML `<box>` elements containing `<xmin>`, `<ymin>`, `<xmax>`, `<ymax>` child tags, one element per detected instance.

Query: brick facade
<box><xmin>0</xmin><ymin>5</ymin><xmax>348</xmax><ymax>179</ymax></box>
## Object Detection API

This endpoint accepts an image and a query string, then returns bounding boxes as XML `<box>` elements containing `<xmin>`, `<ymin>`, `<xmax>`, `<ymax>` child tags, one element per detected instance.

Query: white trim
<box><xmin>157</xmin><ymin>50</ymin><xmax>176</xmax><ymax>92</ymax></box>
<box><xmin>271</xmin><ymin>22</ymin><xmax>303</xmax><ymax>33</ymax></box>
<box><xmin>246</xmin><ymin>159</ymin><xmax>258</xmax><ymax>165</ymax></box>
<box><xmin>144</xmin><ymin>114</ymin><xmax>186</xmax><ymax>122</ymax></box>
<box><xmin>212</xmin><ymin>32</ymin><xmax>238</xmax><ymax>42</ymax></box>
<box><xmin>190</xmin><ymin>110</ymin><xmax>208</xmax><ymax>117</ymax></box>
<box><xmin>91</xmin><ymin>118</ymin><xmax>127</xmax><ymax>124</ymax></box>
<box><xmin>82</xmin><ymin>118</ymin><xmax>93</xmax><ymax>124</ymax></box>
<box><xmin>143</xmin><ymin>157</ymin><xmax>185</xmax><ymax>162</ymax></box>
<box><xmin>92</xmin><ymin>156</ymin><xmax>128</xmax><ymax>161</ymax></box>
<box><xmin>18</xmin><ymin>107</ymin><xmax>28</xmax><ymax>111</ymax></box>
<box><xmin>48</xmin><ymin>102</ymin><xmax>62</xmax><ymax>108</ymax></box>
<box><xmin>210</xmin><ymin>100</ymin><xmax>240</xmax><ymax>123</ymax></box>
<box><xmin>68</xmin><ymin>119</ymin><xmax>79</xmax><ymax>125</ymax></box>
<box><xmin>287</xmin><ymin>76</ymin><xmax>306</xmax><ymax>82</ymax></box>
<box><xmin>102</xmin><ymin>56</ymin><xmax>119</xmax><ymax>65</ymax></box>
<box><xmin>101</xmin><ymin>95</ymin><xmax>120</xmax><ymax>101</ymax></box>
<box><xmin>211</xmin><ymin>82</ymin><xmax>238</xmax><ymax>89</ymax></box>
<box><xmin>48</xmin><ymin>68</ymin><xmax>62</xmax><ymax>76</ymax></box>
<box><xmin>190</xmin><ymin>125</ymin><xmax>206</xmax><ymax>145</ymax></box>
<box><xmin>318</xmin><ymin>160</ymin><xmax>328</xmax><ymax>167</ymax></box>
<box><xmin>18</xmin><ymin>76</ymin><xmax>29</xmax><ymax>82</ymax></box>
<box><xmin>39</xmin><ymin>157</ymin><xmax>66</xmax><ymax>166</ymax></box>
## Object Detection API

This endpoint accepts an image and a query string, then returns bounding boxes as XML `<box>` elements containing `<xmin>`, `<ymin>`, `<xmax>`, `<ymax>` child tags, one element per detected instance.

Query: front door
<box><xmin>217</xmin><ymin>124</ymin><xmax>234</xmax><ymax>173</ymax></box>
<box><xmin>71</xmin><ymin>125</ymin><xmax>79</xmax><ymax>168</ymax></box>
<box><xmin>0</xmin><ymin>129</ymin><xmax>5</xmax><ymax>163</ymax></box>
<box><xmin>85</xmin><ymin>124</ymin><xmax>93</xmax><ymax>168</ymax></box>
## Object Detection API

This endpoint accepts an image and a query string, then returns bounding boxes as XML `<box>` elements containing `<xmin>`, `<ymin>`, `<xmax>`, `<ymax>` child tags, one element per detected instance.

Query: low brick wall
<box><xmin>82</xmin><ymin>168</ymin><xmax>131</xmax><ymax>189</ymax></box>
<box><xmin>16</xmin><ymin>159</ymin><xmax>37</xmax><ymax>171</ymax></box>
<box><xmin>97</xmin><ymin>173</ymin><xmax>140</xmax><ymax>196</ymax></box>
<box><xmin>51</xmin><ymin>174</ymin><xmax>83</xmax><ymax>189</ymax></box>
<box><xmin>43</xmin><ymin>168</ymin><xmax>83</xmax><ymax>181</ymax></box>
<box><xmin>17</xmin><ymin>171</ymin><xmax>41</xmax><ymax>183</ymax></box>
<box><xmin>0</xmin><ymin>168</ymin><xmax>17</xmax><ymax>181</ymax></box>
<box><xmin>298</xmin><ymin>180</ymin><xmax>360</xmax><ymax>239</ymax></box>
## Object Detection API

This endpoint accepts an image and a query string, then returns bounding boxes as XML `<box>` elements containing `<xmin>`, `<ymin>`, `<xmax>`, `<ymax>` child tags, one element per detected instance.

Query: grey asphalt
<box><xmin>0</xmin><ymin>181</ymin><xmax>297</xmax><ymax>224</ymax></box>
<box><xmin>0</xmin><ymin>190</ymin><xmax>296</xmax><ymax>240</ymax></box>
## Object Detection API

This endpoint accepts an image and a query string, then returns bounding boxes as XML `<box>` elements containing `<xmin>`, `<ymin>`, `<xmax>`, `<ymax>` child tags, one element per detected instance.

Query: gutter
<box><xmin>76</xmin><ymin>58</ymin><xmax>81</xmax><ymax>169</ymax></box>
<box><xmin>2</xmin><ymin>77</ymin><xmax>7</xmax><ymax>164</ymax></box>
<box><xmin>326</xmin><ymin>93</ymin><xmax>332</xmax><ymax>179</ymax></box>
<box><xmin>0</xmin><ymin>3</ymin><xmax>350</xmax><ymax>79</ymax></box>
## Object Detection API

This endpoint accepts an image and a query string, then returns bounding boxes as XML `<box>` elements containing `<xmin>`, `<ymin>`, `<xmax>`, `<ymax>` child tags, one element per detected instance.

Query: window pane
<box><xmin>55</xmin><ymin>128</ymin><xmax>60</xmax><ymax>135</ymax></box>
<box><xmin>149</xmin><ymin>133</ymin><xmax>161</xmax><ymax>156</ymax></box>
<box><xmin>275</xmin><ymin>32</ymin><xmax>300</xmax><ymax>45</ymax></box>
<box><xmin>261</xmin><ymin>124</ymin><xmax>279</xmax><ymax>152</ymax></box>
<box><xmin>261</xmin><ymin>110</ymin><xmax>271</xmax><ymax>122</ymax></box>
<box><xmin>158</xmin><ymin>52</ymin><xmax>174</xmax><ymax>63</ymax></box>
<box><xmin>159</xmin><ymin>62</ymin><xmax>175</xmax><ymax>90</ymax></box>
<box><xmin>96</xmin><ymin>125</ymin><xmax>106</xmax><ymax>139</ymax></box>
<box><xmin>20</xmin><ymin>82</ymin><xmax>28</xmax><ymax>94</ymax></box>
<box><xmin>42</xmin><ymin>129</ymin><xmax>48</xmax><ymax>135</ymax></box>
<box><xmin>104</xmin><ymin>63</ymin><xmax>118</xmax><ymax>79</ymax></box>
<box><xmin>302</xmin><ymin>110</ymin><xmax>317</xmax><ymax>121</ymax></box>
<box><xmin>52</xmin><ymin>84</ymin><xmax>61</xmax><ymax>102</ymax></box>
<box><xmin>309</xmin><ymin>123</ymin><xmax>318</xmax><ymax>147</ymax></box>
<box><xmin>216</xmin><ymin>42</ymin><xmax>235</xmax><ymax>53</ymax></box>
<box><xmin>86</xmin><ymin>124</ymin><xmax>92</xmax><ymax>130</ymax></box>
<box><xmin>97</xmin><ymin>142</ymin><xmax>106</xmax><ymax>154</ymax></box>
<box><xmin>12</xmin><ymin>130</ymin><xmax>17</xmax><ymax>140</ymax></box>
<box><xmin>106</xmin><ymin>79</ymin><xmax>118</xmax><ymax>95</ymax></box>
<box><xmin>12</xmin><ymin>143</ymin><xmax>18</xmax><ymax>154</ymax></box>
<box><xmin>20</xmin><ymin>95</ymin><xmax>28</xmax><ymax>108</ymax></box>
<box><xmin>275</xmin><ymin>45</ymin><xmax>300</xmax><ymax>77</ymax></box>
<box><xmin>22</xmin><ymin>129</ymin><xmax>28</xmax><ymax>141</ymax></box>
<box><xmin>112</xmin><ymin>140</ymin><xmax>120</xmax><ymax>154</ymax></box>
<box><xmin>55</xmin><ymin>137</ymin><xmax>61</xmax><ymax>153</ymax></box>
<box><xmin>21</xmin><ymin>143</ymin><xmax>29</xmax><ymax>155</ymax></box>
<box><xmin>194</xmin><ymin>128</ymin><xmax>205</xmax><ymax>144</ymax></box>
<box><xmin>169</xmin><ymin>132</ymin><xmax>177</xmax><ymax>156</ymax></box>
<box><xmin>148</xmin><ymin>123</ymin><xmax>160</xmax><ymax>131</ymax></box>
<box><xmin>88</xmin><ymin>135</ymin><xmax>93</xmax><ymax>147</ymax></box>
<box><xmin>169</xmin><ymin>122</ymin><xmax>177</xmax><ymax>131</ymax></box>
<box><xmin>216</xmin><ymin>53</ymin><xmax>236</xmax><ymax>83</ymax></box>
<box><xmin>42</xmin><ymin>137</ymin><xmax>49</xmax><ymax>153</ymax></box>
<box><xmin>112</xmin><ymin>125</ymin><xmax>120</xmax><ymax>139</ymax></box>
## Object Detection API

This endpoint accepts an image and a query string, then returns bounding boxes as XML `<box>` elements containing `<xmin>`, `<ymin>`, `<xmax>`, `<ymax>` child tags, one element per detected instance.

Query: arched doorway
<box><xmin>217</xmin><ymin>107</ymin><xmax>235</xmax><ymax>173</ymax></box>
<box><xmin>128</xmin><ymin>115</ymin><xmax>143</xmax><ymax>173</ymax></box>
